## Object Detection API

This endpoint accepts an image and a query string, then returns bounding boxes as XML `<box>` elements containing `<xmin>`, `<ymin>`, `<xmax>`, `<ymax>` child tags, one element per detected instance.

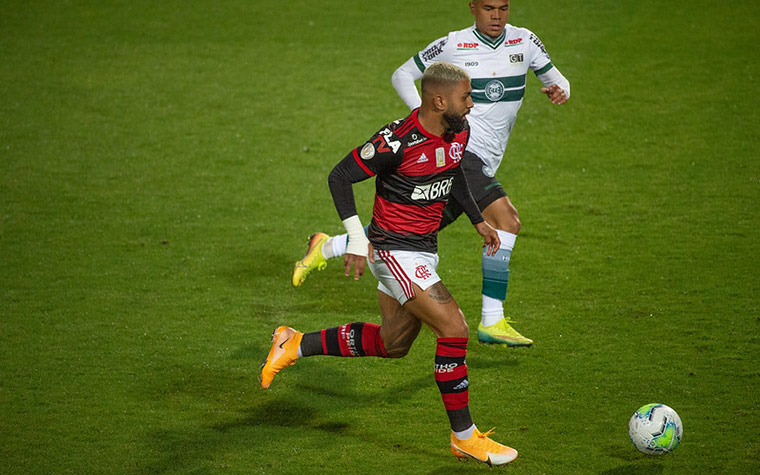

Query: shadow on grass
<box><xmin>603</xmin><ymin>444</ymin><xmax>666</xmax><ymax>475</ymax></box>
<box><xmin>211</xmin><ymin>399</ymin><xmax>349</xmax><ymax>434</ymax></box>
<box><xmin>137</xmin><ymin>359</ymin><xmax>445</xmax><ymax>472</ymax></box>
<box><xmin>600</xmin><ymin>463</ymin><xmax>664</xmax><ymax>475</ymax></box>
<box><xmin>466</xmin><ymin>352</ymin><xmax>521</xmax><ymax>369</ymax></box>
<box><xmin>427</xmin><ymin>462</ymin><xmax>512</xmax><ymax>474</ymax></box>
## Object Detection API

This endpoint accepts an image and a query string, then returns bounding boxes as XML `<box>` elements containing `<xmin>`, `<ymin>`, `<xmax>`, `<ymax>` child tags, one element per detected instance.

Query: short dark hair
<box><xmin>421</xmin><ymin>62</ymin><xmax>470</xmax><ymax>93</ymax></box>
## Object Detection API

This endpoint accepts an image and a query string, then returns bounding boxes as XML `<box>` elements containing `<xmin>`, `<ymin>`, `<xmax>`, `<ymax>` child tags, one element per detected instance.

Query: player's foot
<box><xmin>450</xmin><ymin>428</ymin><xmax>518</xmax><ymax>466</ymax></box>
<box><xmin>260</xmin><ymin>326</ymin><xmax>303</xmax><ymax>389</ymax></box>
<box><xmin>477</xmin><ymin>318</ymin><xmax>533</xmax><ymax>347</ymax></box>
<box><xmin>292</xmin><ymin>232</ymin><xmax>330</xmax><ymax>287</ymax></box>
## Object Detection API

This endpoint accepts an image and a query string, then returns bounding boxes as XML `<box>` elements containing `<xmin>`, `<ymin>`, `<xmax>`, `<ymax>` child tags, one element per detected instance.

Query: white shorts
<box><xmin>368</xmin><ymin>249</ymin><xmax>441</xmax><ymax>305</ymax></box>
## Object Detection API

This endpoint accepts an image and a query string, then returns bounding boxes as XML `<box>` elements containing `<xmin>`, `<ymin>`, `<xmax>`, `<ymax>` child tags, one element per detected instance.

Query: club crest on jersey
<box><xmin>449</xmin><ymin>142</ymin><xmax>463</xmax><ymax>163</ymax></box>
<box><xmin>435</xmin><ymin>147</ymin><xmax>446</xmax><ymax>167</ymax></box>
<box><xmin>415</xmin><ymin>264</ymin><xmax>432</xmax><ymax>279</ymax></box>
<box><xmin>485</xmin><ymin>79</ymin><xmax>505</xmax><ymax>102</ymax></box>
<box><xmin>360</xmin><ymin>142</ymin><xmax>375</xmax><ymax>160</ymax></box>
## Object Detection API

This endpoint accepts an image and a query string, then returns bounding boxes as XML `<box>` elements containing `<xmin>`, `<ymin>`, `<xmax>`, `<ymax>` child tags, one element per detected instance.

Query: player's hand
<box><xmin>541</xmin><ymin>84</ymin><xmax>568</xmax><ymax>105</ymax></box>
<box><xmin>344</xmin><ymin>242</ymin><xmax>374</xmax><ymax>280</ymax></box>
<box><xmin>475</xmin><ymin>221</ymin><xmax>500</xmax><ymax>256</ymax></box>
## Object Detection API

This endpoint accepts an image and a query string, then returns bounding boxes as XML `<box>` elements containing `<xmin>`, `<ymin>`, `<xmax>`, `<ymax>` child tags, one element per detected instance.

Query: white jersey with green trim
<box><xmin>409</xmin><ymin>24</ymin><xmax>560</xmax><ymax>176</ymax></box>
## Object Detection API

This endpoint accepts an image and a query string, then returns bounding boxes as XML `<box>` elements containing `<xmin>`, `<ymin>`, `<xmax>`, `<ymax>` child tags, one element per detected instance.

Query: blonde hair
<box><xmin>421</xmin><ymin>61</ymin><xmax>470</xmax><ymax>92</ymax></box>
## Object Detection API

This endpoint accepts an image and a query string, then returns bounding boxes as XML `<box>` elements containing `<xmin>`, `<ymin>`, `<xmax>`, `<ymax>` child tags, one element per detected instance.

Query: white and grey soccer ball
<box><xmin>628</xmin><ymin>403</ymin><xmax>683</xmax><ymax>454</ymax></box>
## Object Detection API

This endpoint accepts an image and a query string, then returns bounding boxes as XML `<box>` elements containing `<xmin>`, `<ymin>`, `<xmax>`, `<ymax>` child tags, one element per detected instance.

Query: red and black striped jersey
<box><xmin>328</xmin><ymin>109</ymin><xmax>483</xmax><ymax>253</ymax></box>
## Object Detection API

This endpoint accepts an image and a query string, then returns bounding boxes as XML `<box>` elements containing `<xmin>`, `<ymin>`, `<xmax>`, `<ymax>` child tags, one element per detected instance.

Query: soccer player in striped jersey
<box><xmin>262</xmin><ymin>62</ymin><xmax>518</xmax><ymax>466</ymax></box>
<box><xmin>292</xmin><ymin>0</ymin><xmax>570</xmax><ymax>348</ymax></box>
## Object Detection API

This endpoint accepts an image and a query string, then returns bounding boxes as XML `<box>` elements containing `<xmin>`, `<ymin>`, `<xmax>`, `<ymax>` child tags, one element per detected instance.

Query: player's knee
<box><xmin>440</xmin><ymin>315</ymin><xmax>469</xmax><ymax>339</ymax></box>
<box><xmin>385</xmin><ymin>344</ymin><xmax>412</xmax><ymax>359</ymax></box>
<box><xmin>501</xmin><ymin>213</ymin><xmax>520</xmax><ymax>234</ymax></box>
<box><xmin>493</xmin><ymin>213</ymin><xmax>519</xmax><ymax>234</ymax></box>
<box><xmin>484</xmin><ymin>200</ymin><xmax>521</xmax><ymax>234</ymax></box>
<box><xmin>455</xmin><ymin>319</ymin><xmax>469</xmax><ymax>338</ymax></box>
<box><xmin>383</xmin><ymin>334</ymin><xmax>415</xmax><ymax>358</ymax></box>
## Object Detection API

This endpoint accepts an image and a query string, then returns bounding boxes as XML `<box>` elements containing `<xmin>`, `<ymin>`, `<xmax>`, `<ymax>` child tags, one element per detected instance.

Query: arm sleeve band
<box><xmin>391</xmin><ymin>57</ymin><xmax>423</xmax><ymax>110</ymax></box>
<box><xmin>536</xmin><ymin>66</ymin><xmax>571</xmax><ymax>99</ymax></box>
<box><xmin>449</xmin><ymin>165</ymin><xmax>484</xmax><ymax>225</ymax></box>
<box><xmin>327</xmin><ymin>151</ymin><xmax>373</xmax><ymax>221</ymax></box>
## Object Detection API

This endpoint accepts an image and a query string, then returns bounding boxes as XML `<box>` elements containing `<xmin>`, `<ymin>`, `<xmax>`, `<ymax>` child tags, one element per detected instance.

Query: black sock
<box><xmin>299</xmin><ymin>331</ymin><xmax>323</xmax><ymax>357</ymax></box>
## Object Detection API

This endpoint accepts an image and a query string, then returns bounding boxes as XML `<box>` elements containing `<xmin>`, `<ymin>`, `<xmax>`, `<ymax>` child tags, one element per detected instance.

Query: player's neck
<box><xmin>476</xmin><ymin>27</ymin><xmax>505</xmax><ymax>40</ymax></box>
<box><xmin>417</xmin><ymin>109</ymin><xmax>447</xmax><ymax>137</ymax></box>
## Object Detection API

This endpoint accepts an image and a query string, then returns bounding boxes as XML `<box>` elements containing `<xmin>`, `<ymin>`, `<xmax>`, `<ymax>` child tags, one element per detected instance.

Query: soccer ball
<box><xmin>628</xmin><ymin>403</ymin><xmax>682</xmax><ymax>454</ymax></box>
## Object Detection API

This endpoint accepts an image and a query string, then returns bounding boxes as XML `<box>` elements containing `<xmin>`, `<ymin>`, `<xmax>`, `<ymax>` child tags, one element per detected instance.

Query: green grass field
<box><xmin>2</xmin><ymin>0</ymin><xmax>759</xmax><ymax>473</ymax></box>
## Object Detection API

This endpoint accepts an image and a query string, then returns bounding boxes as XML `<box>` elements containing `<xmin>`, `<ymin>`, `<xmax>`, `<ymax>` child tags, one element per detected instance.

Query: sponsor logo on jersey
<box><xmin>410</xmin><ymin>176</ymin><xmax>454</xmax><ymax>201</ymax></box>
<box><xmin>505</xmin><ymin>37</ymin><xmax>523</xmax><ymax>47</ymax></box>
<box><xmin>417</xmin><ymin>153</ymin><xmax>429</xmax><ymax>164</ymax></box>
<box><xmin>530</xmin><ymin>33</ymin><xmax>548</xmax><ymax>56</ymax></box>
<box><xmin>372</xmin><ymin>128</ymin><xmax>401</xmax><ymax>154</ymax></box>
<box><xmin>457</xmin><ymin>42</ymin><xmax>479</xmax><ymax>50</ymax></box>
<box><xmin>464</xmin><ymin>61</ymin><xmax>479</xmax><ymax>67</ymax></box>
<box><xmin>415</xmin><ymin>264</ymin><xmax>432</xmax><ymax>279</ymax></box>
<box><xmin>510</xmin><ymin>53</ymin><xmax>524</xmax><ymax>63</ymax></box>
<box><xmin>360</xmin><ymin>142</ymin><xmax>375</xmax><ymax>160</ymax></box>
<box><xmin>407</xmin><ymin>133</ymin><xmax>427</xmax><ymax>147</ymax></box>
<box><xmin>449</xmin><ymin>142</ymin><xmax>463</xmax><ymax>162</ymax></box>
<box><xmin>435</xmin><ymin>147</ymin><xmax>446</xmax><ymax>167</ymax></box>
<box><xmin>485</xmin><ymin>79</ymin><xmax>506</xmax><ymax>102</ymax></box>
<box><xmin>379</xmin><ymin>128</ymin><xmax>401</xmax><ymax>153</ymax></box>
<box><xmin>421</xmin><ymin>38</ymin><xmax>447</xmax><ymax>62</ymax></box>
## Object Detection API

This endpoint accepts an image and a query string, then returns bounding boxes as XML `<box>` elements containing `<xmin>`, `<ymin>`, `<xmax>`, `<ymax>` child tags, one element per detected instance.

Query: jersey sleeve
<box><xmin>525</xmin><ymin>29</ymin><xmax>554</xmax><ymax>75</ymax></box>
<box><xmin>411</xmin><ymin>33</ymin><xmax>455</xmax><ymax>73</ymax></box>
<box><xmin>525</xmin><ymin>28</ymin><xmax>571</xmax><ymax>98</ymax></box>
<box><xmin>327</xmin><ymin>125</ymin><xmax>403</xmax><ymax>220</ymax></box>
<box><xmin>392</xmin><ymin>57</ymin><xmax>423</xmax><ymax>110</ymax></box>
<box><xmin>449</xmin><ymin>165</ymin><xmax>484</xmax><ymax>226</ymax></box>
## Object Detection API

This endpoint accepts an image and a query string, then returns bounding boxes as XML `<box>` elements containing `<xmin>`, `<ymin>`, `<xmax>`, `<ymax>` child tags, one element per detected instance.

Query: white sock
<box><xmin>322</xmin><ymin>233</ymin><xmax>348</xmax><ymax>259</ymax></box>
<box><xmin>497</xmin><ymin>229</ymin><xmax>517</xmax><ymax>251</ymax></box>
<box><xmin>453</xmin><ymin>424</ymin><xmax>476</xmax><ymax>440</ymax></box>
<box><xmin>321</xmin><ymin>238</ymin><xmax>335</xmax><ymax>259</ymax></box>
<box><xmin>481</xmin><ymin>295</ymin><xmax>504</xmax><ymax>327</ymax></box>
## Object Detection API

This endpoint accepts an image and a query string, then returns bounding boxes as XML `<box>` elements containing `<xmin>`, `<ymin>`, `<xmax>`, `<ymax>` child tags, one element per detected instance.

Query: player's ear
<box><xmin>433</xmin><ymin>93</ymin><xmax>446</xmax><ymax>112</ymax></box>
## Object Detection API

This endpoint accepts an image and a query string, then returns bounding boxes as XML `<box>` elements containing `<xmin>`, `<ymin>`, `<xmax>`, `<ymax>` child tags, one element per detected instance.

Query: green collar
<box><xmin>473</xmin><ymin>27</ymin><xmax>506</xmax><ymax>50</ymax></box>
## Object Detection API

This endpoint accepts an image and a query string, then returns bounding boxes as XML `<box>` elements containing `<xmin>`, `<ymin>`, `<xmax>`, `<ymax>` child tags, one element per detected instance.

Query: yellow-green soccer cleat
<box><xmin>477</xmin><ymin>318</ymin><xmax>533</xmax><ymax>347</ymax></box>
<box><xmin>450</xmin><ymin>428</ymin><xmax>518</xmax><ymax>466</ymax></box>
<box><xmin>260</xmin><ymin>326</ymin><xmax>303</xmax><ymax>389</ymax></box>
<box><xmin>292</xmin><ymin>232</ymin><xmax>330</xmax><ymax>287</ymax></box>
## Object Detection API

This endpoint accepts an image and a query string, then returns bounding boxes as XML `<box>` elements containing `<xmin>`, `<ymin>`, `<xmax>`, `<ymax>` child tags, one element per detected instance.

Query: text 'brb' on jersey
<box><xmin>351</xmin><ymin>109</ymin><xmax>470</xmax><ymax>253</ymax></box>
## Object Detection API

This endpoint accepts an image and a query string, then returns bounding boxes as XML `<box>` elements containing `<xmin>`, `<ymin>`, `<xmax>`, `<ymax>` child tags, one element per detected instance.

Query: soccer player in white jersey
<box><xmin>292</xmin><ymin>0</ymin><xmax>570</xmax><ymax>347</ymax></box>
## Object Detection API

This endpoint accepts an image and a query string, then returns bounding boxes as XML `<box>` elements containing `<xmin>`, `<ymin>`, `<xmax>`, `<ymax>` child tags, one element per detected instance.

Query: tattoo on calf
<box><xmin>428</xmin><ymin>282</ymin><xmax>453</xmax><ymax>304</ymax></box>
